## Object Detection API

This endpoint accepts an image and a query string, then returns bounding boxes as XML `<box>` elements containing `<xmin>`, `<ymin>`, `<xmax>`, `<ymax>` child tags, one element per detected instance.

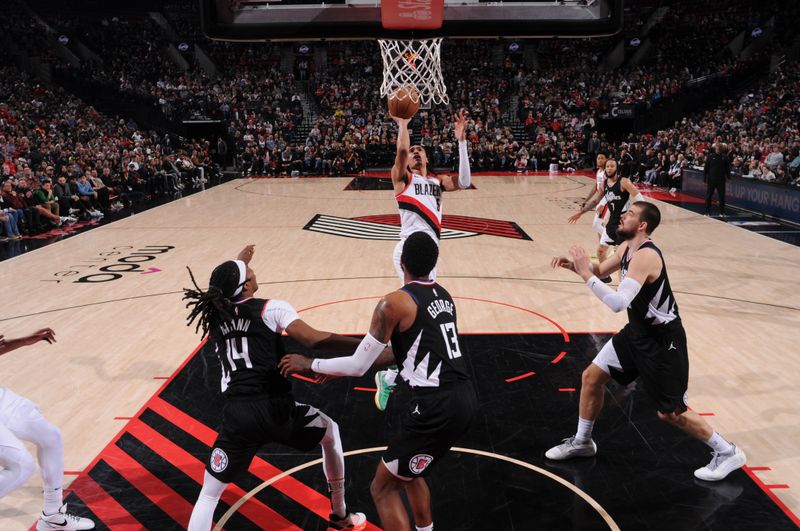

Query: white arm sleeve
<box><xmin>311</xmin><ymin>333</ymin><xmax>387</xmax><ymax>377</ymax></box>
<box><xmin>587</xmin><ymin>276</ymin><xmax>642</xmax><ymax>312</ymax></box>
<box><xmin>261</xmin><ymin>299</ymin><xmax>300</xmax><ymax>333</ymax></box>
<box><xmin>458</xmin><ymin>140</ymin><xmax>471</xmax><ymax>188</ymax></box>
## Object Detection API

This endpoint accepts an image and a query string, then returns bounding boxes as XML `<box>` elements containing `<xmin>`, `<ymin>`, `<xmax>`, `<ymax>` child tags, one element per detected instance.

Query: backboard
<box><xmin>200</xmin><ymin>0</ymin><xmax>623</xmax><ymax>41</ymax></box>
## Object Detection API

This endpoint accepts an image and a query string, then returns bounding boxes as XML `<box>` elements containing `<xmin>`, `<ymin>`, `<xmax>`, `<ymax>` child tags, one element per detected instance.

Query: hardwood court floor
<box><xmin>1</xmin><ymin>173</ymin><xmax>798</xmax><ymax>529</ymax></box>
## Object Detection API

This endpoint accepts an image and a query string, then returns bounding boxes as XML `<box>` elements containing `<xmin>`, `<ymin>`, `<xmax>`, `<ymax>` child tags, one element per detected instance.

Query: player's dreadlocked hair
<box><xmin>183</xmin><ymin>261</ymin><xmax>245</xmax><ymax>339</ymax></box>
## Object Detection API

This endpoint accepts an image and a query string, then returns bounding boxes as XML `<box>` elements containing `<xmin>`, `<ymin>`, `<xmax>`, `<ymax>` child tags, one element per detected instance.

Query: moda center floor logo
<box><xmin>41</xmin><ymin>245</ymin><xmax>176</xmax><ymax>284</ymax></box>
<box><xmin>303</xmin><ymin>214</ymin><xmax>532</xmax><ymax>241</ymax></box>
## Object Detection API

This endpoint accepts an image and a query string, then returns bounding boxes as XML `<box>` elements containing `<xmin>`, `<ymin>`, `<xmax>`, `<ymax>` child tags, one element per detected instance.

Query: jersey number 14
<box><xmin>220</xmin><ymin>337</ymin><xmax>252</xmax><ymax>391</ymax></box>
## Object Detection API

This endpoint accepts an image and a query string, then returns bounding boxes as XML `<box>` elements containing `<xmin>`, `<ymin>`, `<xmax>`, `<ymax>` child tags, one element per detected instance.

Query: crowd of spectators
<box><xmin>3</xmin><ymin>0</ymin><xmax>797</xmax><ymax>219</ymax></box>
<box><xmin>603</xmin><ymin>59</ymin><xmax>800</xmax><ymax>190</ymax></box>
<box><xmin>0</xmin><ymin>64</ymin><xmax>220</xmax><ymax>241</ymax></box>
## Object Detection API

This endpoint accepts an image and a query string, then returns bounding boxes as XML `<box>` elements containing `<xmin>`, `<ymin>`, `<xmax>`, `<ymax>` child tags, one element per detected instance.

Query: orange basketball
<box><xmin>388</xmin><ymin>86</ymin><xmax>420</xmax><ymax>119</ymax></box>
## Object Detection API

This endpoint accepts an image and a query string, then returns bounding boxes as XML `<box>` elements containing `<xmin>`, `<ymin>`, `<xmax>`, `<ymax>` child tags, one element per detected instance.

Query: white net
<box><xmin>378</xmin><ymin>38</ymin><xmax>448</xmax><ymax>106</ymax></box>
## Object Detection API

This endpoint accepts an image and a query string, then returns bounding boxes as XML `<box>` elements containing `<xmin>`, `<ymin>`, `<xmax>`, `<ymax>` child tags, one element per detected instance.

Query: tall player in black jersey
<box><xmin>183</xmin><ymin>245</ymin><xmax>367</xmax><ymax>531</ymax></box>
<box><xmin>569</xmin><ymin>158</ymin><xmax>644</xmax><ymax>281</ymax></box>
<box><xmin>280</xmin><ymin>232</ymin><xmax>477</xmax><ymax>531</ymax></box>
<box><xmin>547</xmin><ymin>202</ymin><xmax>746</xmax><ymax>481</ymax></box>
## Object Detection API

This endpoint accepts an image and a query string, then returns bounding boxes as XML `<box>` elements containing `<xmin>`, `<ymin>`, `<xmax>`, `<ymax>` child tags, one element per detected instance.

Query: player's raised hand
<box><xmin>567</xmin><ymin>211</ymin><xmax>584</xmax><ymax>224</ymax></box>
<box><xmin>237</xmin><ymin>244</ymin><xmax>255</xmax><ymax>264</ymax></box>
<box><xmin>454</xmin><ymin>110</ymin><xmax>468</xmax><ymax>142</ymax></box>
<box><xmin>569</xmin><ymin>245</ymin><xmax>592</xmax><ymax>276</ymax></box>
<box><xmin>278</xmin><ymin>354</ymin><xmax>313</xmax><ymax>377</ymax></box>
<box><xmin>389</xmin><ymin>113</ymin><xmax>412</xmax><ymax>126</ymax></box>
<box><xmin>30</xmin><ymin>328</ymin><xmax>56</xmax><ymax>345</ymax></box>
<box><xmin>551</xmin><ymin>256</ymin><xmax>575</xmax><ymax>271</ymax></box>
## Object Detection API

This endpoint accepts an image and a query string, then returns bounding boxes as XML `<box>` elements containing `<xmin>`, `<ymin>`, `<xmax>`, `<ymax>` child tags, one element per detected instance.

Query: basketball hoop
<box><xmin>378</xmin><ymin>38</ymin><xmax>448</xmax><ymax>106</ymax></box>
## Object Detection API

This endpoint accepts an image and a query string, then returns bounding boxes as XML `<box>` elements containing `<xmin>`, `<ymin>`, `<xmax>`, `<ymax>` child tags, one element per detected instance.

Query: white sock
<box><xmin>188</xmin><ymin>471</ymin><xmax>228</xmax><ymax>531</ymax></box>
<box><xmin>705</xmin><ymin>432</ymin><xmax>734</xmax><ymax>455</ymax></box>
<box><xmin>384</xmin><ymin>367</ymin><xmax>399</xmax><ymax>386</ymax></box>
<box><xmin>43</xmin><ymin>487</ymin><xmax>63</xmax><ymax>515</ymax></box>
<box><xmin>416</xmin><ymin>524</ymin><xmax>433</xmax><ymax>531</ymax></box>
<box><xmin>575</xmin><ymin>417</ymin><xmax>594</xmax><ymax>444</ymax></box>
<box><xmin>319</xmin><ymin>413</ymin><xmax>347</xmax><ymax>517</ymax></box>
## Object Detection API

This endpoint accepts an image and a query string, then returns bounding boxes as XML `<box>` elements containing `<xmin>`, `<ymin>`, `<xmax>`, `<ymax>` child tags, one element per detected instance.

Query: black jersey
<box><xmin>603</xmin><ymin>177</ymin><xmax>630</xmax><ymax>223</ymax></box>
<box><xmin>620</xmin><ymin>240</ymin><xmax>681</xmax><ymax>334</ymax></box>
<box><xmin>212</xmin><ymin>297</ymin><xmax>294</xmax><ymax>397</ymax></box>
<box><xmin>390</xmin><ymin>281</ymin><xmax>470</xmax><ymax>389</ymax></box>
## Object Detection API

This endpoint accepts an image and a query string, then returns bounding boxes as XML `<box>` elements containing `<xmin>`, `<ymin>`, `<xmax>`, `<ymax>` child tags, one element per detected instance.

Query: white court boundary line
<box><xmin>214</xmin><ymin>446</ymin><xmax>620</xmax><ymax>530</ymax></box>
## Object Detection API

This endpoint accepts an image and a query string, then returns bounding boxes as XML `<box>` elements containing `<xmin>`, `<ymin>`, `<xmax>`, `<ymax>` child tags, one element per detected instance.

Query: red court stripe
<box><xmin>747</xmin><ymin>466</ymin><xmax>771</xmax><ymax>471</ymax></box>
<box><xmin>149</xmin><ymin>398</ymin><xmax>383</xmax><ymax>530</ymax></box>
<box><xmin>153</xmin><ymin>376</ymin><xmax>170</xmax><ymax>380</ymax></box>
<box><xmin>291</xmin><ymin>374</ymin><xmax>319</xmax><ymax>384</ymax></box>
<box><xmin>551</xmin><ymin>351</ymin><xmax>567</xmax><ymax>364</ymax></box>
<box><xmin>558</xmin><ymin>388</ymin><xmax>577</xmax><ymax>392</ymax></box>
<box><xmin>698</xmin><ymin>413</ymin><xmax>715</xmax><ymax>416</ymax></box>
<box><xmin>149</xmin><ymin>396</ymin><xmax>218</xmax><ymax>445</ymax></box>
<box><xmin>66</xmin><ymin>475</ymin><xmax>143</xmax><ymax>530</ymax></box>
<box><xmin>126</xmin><ymin>418</ymin><xmax>300</xmax><ymax>530</ymax></box>
<box><xmin>103</xmin><ymin>443</ymin><xmax>192</xmax><ymax>526</ymax></box>
<box><xmin>765</xmin><ymin>484</ymin><xmax>791</xmax><ymax>489</ymax></box>
<box><xmin>505</xmin><ymin>372</ymin><xmax>535</xmax><ymax>383</ymax></box>
<box><xmin>64</xmin><ymin>470</ymin><xmax>82</xmax><ymax>475</ymax></box>
<box><xmin>742</xmin><ymin>466</ymin><xmax>800</xmax><ymax>527</ymax></box>
<box><xmin>114</xmin><ymin>417</ymin><xmax>134</xmax><ymax>420</ymax></box>
<box><xmin>354</xmin><ymin>387</ymin><xmax>378</xmax><ymax>392</ymax></box>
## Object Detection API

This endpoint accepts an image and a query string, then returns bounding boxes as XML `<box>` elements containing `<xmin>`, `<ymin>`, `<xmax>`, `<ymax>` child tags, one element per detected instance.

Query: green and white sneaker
<box><xmin>374</xmin><ymin>370</ymin><xmax>396</xmax><ymax>412</ymax></box>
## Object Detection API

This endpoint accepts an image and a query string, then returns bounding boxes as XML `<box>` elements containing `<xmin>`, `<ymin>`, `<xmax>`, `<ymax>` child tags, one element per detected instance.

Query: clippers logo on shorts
<box><xmin>303</xmin><ymin>214</ymin><xmax>532</xmax><ymax>241</ymax></box>
<box><xmin>210</xmin><ymin>448</ymin><xmax>229</xmax><ymax>473</ymax></box>
<box><xmin>409</xmin><ymin>454</ymin><xmax>434</xmax><ymax>475</ymax></box>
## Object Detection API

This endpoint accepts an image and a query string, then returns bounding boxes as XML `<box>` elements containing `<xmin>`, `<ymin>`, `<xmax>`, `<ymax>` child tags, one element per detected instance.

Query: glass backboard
<box><xmin>201</xmin><ymin>0</ymin><xmax>623</xmax><ymax>41</ymax></box>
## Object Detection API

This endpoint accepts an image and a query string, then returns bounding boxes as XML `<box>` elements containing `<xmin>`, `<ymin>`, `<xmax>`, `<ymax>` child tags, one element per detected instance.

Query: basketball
<box><xmin>388</xmin><ymin>86</ymin><xmax>420</xmax><ymax>119</ymax></box>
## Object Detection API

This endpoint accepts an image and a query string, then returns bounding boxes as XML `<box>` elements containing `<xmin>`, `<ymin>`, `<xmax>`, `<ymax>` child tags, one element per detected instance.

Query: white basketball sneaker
<box><xmin>329</xmin><ymin>509</ymin><xmax>367</xmax><ymax>530</ymax></box>
<box><xmin>545</xmin><ymin>436</ymin><xmax>598</xmax><ymax>460</ymax></box>
<box><xmin>36</xmin><ymin>504</ymin><xmax>95</xmax><ymax>530</ymax></box>
<box><xmin>694</xmin><ymin>446</ymin><xmax>747</xmax><ymax>481</ymax></box>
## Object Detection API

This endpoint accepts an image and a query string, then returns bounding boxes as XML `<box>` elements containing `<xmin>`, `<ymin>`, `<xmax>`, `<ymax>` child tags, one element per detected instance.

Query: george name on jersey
<box><xmin>427</xmin><ymin>299</ymin><xmax>454</xmax><ymax>319</ymax></box>
<box><xmin>220</xmin><ymin>318</ymin><xmax>251</xmax><ymax>336</ymax></box>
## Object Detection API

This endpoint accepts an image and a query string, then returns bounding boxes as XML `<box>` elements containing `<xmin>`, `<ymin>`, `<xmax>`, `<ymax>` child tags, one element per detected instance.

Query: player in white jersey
<box><xmin>577</xmin><ymin>152</ymin><xmax>610</xmax><ymax>258</ymax></box>
<box><xmin>0</xmin><ymin>329</ymin><xmax>94</xmax><ymax>530</ymax></box>
<box><xmin>390</xmin><ymin>110</ymin><xmax>471</xmax><ymax>281</ymax></box>
<box><xmin>378</xmin><ymin>109</ymin><xmax>472</xmax><ymax>412</ymax></box>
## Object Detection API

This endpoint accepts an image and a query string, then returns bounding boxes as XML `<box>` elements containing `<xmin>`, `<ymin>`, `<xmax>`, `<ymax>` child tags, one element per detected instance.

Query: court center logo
<box><xmin>210</xmin><ymin>448</ymin><xmax>229</xmax><ymax>473</ymax></box>
<box><xmin>303</xmin><ymin>214</ymin><xmax>532</xmax><ymax>241</ymax></box>
<box><xmin>409</xmin><ymin>454</ymin><xmax>434</xmax><ymax>475</ymax></box>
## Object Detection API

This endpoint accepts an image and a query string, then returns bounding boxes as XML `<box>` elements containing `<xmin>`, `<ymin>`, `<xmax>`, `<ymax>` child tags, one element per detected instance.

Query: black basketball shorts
<box><xmin>206</xmin><ymin>395</ymin><xmax>327</xmax><ymax>483</ymax></box>
<box><xmin>383</xmin><ymin>380</ymin><xmax>477</xmax><ymax>480</ymax></box>
<box><xmin>608</xmin><ymin>323</ymin><xmax>690</xmax><ymax>415</ymax></box>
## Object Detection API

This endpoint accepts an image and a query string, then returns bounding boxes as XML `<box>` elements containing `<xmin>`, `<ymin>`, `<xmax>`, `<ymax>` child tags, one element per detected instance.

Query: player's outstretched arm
<box><xmin>569</xmin><ymin>189</ymin><xmax>603</xmax><ymax>223</ymax></box>
<box><xmin>284</xmin><ymin>320</ymin><xmax>362</xmax><ymax>352</ymax></box>
<box><xmin>573</xmin><ymin>243</ymin><xmax>660</xmax><ymax>312</ymax></box>
<box><xmin>391</xmin><ymin>114</ymin><xmax>412</xmax><ymax>192</ymax></box>
<box><xmin>0</xmin><ymin>328</ymin><xmax>56</xmax><ymax>356</ymax></box>
<box><xmin>441</xmin><ymin>110</ymin><xmax>471</xmax><ymax>191</ymax></box>
<box><xmin>621</xmin><ymin>177</ymin><xmax>646</xmax><ymax>203</ymax></box>
<box><xmin>279</xmin><ymin>294</ymin><xmax>404</xmax><ymax>378</ymax></box>
<box><xmin>236</xmin><ymin>244</ymin><xmax>255</xmax><ymax>265</ymax></box>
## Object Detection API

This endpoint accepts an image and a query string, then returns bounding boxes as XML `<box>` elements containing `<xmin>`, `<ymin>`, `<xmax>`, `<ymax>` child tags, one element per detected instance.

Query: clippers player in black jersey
<box><xmin>547</xmin><ymin>202</ymin><xmax>746</xmax><ymax>481</ymax></box>
<box><xmin>183</xmin><ymin>245</ymin><xmax>367</xmax><ymax>531</ymax></box>
<box><xmin>569</xmin><ymin>158</ymin><xmax>643</xmax><ymax>282</ymax></box>
<box><xmin>280</xmin><ymin>232</ymin><xmax>477</xmax><ymax>531</ymax></box>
